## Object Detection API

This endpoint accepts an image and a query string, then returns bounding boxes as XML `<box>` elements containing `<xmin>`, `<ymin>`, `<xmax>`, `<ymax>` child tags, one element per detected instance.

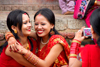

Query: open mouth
<box><xmin>37</xmin><ymin>30</ymin><xmax>43</xmax><ymax>34</ymax></box>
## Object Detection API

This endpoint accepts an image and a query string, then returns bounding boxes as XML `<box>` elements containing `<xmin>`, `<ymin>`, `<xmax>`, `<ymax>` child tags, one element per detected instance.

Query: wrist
<box><xmin>5</xmin><ymin>32</ymin><xmax>14</xmax><ymax>41</ymax></box>
<box><xmin>72</xmin><ymin>39</ymin><xmax>81</xmax><ymax>44</ymax></box>
<box><xmin>21</xmin><ymin>48</ymin><xmax>28</xmax><ymax>55</ymax></box>
<box><xmin>70</xmin><ymin>39</ymin><xmax>81</xmax><ymax>58</ymax></box>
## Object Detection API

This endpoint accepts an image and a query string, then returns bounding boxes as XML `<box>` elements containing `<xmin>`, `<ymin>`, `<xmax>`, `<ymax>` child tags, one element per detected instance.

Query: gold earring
<box><xmin>14</xmin><ymin>30</ymin><xmax>17</xmax><ymax>33</ymax></box>
<box><xmin>50</xmin><ymin>29</ymin><xmax>55</xmax><ymax>35</ymax></box>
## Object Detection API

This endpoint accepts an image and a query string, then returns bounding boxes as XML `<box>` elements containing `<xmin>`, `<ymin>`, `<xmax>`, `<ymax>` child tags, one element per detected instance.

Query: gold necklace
<box><xmin>26</xmin><ymin>43</ymin><xmax>29</xmax><ymax>50</ymax></box>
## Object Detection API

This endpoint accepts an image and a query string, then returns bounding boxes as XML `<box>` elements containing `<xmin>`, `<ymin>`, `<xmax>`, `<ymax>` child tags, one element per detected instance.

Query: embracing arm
<box><xmin>5</xmin><ymin>31</ymin><xmax>37</xmax><ymax>44</ymax></box>
<box><xmin>16</xmin><ymin>43</ymin><xmax>63</xmax><ymax>67</ymax></box>
<box><xmin>5</xmin><ymin>46</ymin><xmax>35</xmax><ymax>67</ymax></box>
<box><xmin>5</xmin><ymin>31</ymin><xmax>37</xmax><ymax>51</ymax></box>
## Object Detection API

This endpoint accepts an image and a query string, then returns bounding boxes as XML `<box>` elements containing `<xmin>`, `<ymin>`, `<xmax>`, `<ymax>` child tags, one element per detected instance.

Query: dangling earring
<box><xmin>50</xmin><ymin>29</ymin><xmax>55</xmax><ymax>35</ymax></box>
<box><xmin>14</xmin><ymin>29</ymin><xmax>17</xmax><ymax>33</ymax></box>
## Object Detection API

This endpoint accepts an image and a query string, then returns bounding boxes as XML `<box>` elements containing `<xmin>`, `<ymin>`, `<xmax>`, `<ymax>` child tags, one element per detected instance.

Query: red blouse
<box><xmin>36</xmin><ymin>35</ymin><xmax>70</xmax><ymax>67</ymax></box>
<box><xmin>0</xmin><ymin>38</ymin><xmax>37</xmax><ymax>67</ymax></box>
<box><xmin>81</xmin><ymin>44</ymin><xmax>100</xmax><ymax>67</ymax></box>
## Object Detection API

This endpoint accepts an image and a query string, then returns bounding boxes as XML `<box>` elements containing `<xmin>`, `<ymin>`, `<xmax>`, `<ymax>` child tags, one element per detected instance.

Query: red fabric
<box><xmin>0</xmin><ymin>38</ymin><xmax>37</xmax><ymax>67</ymax></box>
<box><xmin>0</xmin><ymin>47</ymin><xmax>23</xmax><ymax>67</ymax></box>
<box><xmin>81</xmin><ymin>44</ymin><xmax>100</xmax><ymax>67</ymax></box>
<box><xmin>37</xmin><ymin>35</ymin><xmax>70</xmax><ymax>67</ymax></box>
<box><xmin>70</xmin><ymin>42</ymin><xmax>81</xmax><ymax>54</ymax></box>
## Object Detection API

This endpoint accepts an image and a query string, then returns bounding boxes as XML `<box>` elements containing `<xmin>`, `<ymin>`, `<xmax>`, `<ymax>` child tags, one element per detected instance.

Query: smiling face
<box><xmin>21</xmin><ymin>14</ymin><xmax>31</xmax><ymax>36</ymax></box>
<box><xmin>15</xmin><ymin>14</ymin><xmax>31</xmax><ymax>37</ymax></box>
<box><xmin>34</xmin><ymin>14</ymin><xmax>54</xmax><ymax>38</ymax></box>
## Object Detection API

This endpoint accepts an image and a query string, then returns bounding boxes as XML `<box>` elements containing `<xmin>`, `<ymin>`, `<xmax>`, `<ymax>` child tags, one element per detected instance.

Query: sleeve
<box><xmin>48</xmin><ymin>35</ymin><xmax>70</xmax><ymax>59</ymax></box>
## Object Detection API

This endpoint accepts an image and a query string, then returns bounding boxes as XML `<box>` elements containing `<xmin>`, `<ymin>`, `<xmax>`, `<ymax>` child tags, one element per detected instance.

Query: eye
<box><xmin>35</xmin><ymin>23</ymin><xmax>38</xmax><ymax>25</ymax></box>
<box><xmin>23</xmin><ymin>22</ymin><xmax>27</xmax><ymax>24</ymax></box>
<box><xmin>41</xmin><ymin>23</ymin><xmax>45</xmax><ymax>25</ymax></box>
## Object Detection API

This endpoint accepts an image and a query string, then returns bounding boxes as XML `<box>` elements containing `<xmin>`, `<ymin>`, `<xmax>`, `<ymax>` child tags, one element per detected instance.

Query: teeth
<box><xmin>38</xmin><ymin>31</ymin><xmax>43</xmax><ymax>33</ymax></box>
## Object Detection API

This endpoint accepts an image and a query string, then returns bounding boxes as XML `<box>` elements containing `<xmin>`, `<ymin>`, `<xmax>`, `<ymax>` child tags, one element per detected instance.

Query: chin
<box><xmin>37</xmin><ymin>34</ymin><xmax>44</xmax><ymax>37</ymax></box>
<box><xmin>24</xmin><ymin>33</ymin><xmax>31</xmax><ymax>36</ymax></box>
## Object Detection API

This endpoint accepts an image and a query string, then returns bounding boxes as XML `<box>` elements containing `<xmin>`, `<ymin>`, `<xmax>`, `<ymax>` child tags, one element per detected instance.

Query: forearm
<box><xmin>69</xmin><ymin>39</ymin><xmax>81</xmax><ymax>66</ymax></box>
<box><xmin>5</xmin><ymin>47</ymin><xmax>35</xmax><ymax>67</ymax></box>
<box><xmin>23</xmin><ymin>50</ymin><xmax>48</xmax><ymax>67</ymax></box>
<box><xmin>16</xmin><ymin>55</ymin><xmax>35</xmax><ymax>67</ymax></box>
<box><xmin>70</xmin><ymin>39</ymin><xmax>81</xmax><ymax>58</ymax></box>
<box><xmin>69</xmin><ymin>58</ymin><xmax>82</xmax><ymax>67</ymax></box>
<box><xmin>22</xmin><ymin>44</ymin><xmax>63</xmax><ymax>67</ymax></box>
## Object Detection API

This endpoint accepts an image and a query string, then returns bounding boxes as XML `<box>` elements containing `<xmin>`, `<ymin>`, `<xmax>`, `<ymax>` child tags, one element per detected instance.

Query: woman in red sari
<box><xmin>0</xmin><ymin>10</ymin><xmax>37</xmax><ymax>67</ymax></box>
<box><xmin>69</xmin><ymin>8</ymin><xmax>100</xmax><ymax>67</ymax></box>
<box><xmin>6</xmin><ymin>8</ymin><xmax>70</xmax><ymax>67</ymax></box>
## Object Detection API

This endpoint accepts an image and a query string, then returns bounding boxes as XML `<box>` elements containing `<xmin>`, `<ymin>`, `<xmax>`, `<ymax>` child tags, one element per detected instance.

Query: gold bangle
<box><xmin>5</xmin><ymin>32</ymin><xmax>14</xmax><ymax>41</ymax></box>
<box><xmin>70</xmin><ymin>54</ymin><xmax>77</xmax><ymax>57</ymax></box>
<box><xmin>72</xmin><ymin>40</ymin><xmax>81</xmax><ymax>44</ymax></box>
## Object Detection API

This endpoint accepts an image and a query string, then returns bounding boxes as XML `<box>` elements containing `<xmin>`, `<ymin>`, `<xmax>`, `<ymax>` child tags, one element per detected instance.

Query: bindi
<box><xmin>38</xmin><ymin>14</ymin><xmax>41</xmax><ymax>16</ymax></box>
<box><xmin>24</xmin><ymin>13</ymin><xmax>26</xmax><ymax>15</ymax></box>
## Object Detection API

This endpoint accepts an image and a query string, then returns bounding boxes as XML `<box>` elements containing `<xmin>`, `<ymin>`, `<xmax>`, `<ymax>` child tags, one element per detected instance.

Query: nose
<box><xmin>28</xmin><ymin>22</ymin><xmax>32</xmax><ymax>27</ymax></box>
<box><xmin>38</xmin><ymin>24</ymin><xmax>42</xmax><ymax>29</ymax></box>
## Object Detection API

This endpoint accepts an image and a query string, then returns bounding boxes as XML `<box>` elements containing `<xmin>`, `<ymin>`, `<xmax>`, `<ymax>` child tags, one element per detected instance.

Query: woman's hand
<box><xmin>9</xmin><ymin>42</ymin><xmax>28</xmax><ymax>55</ymax></box>
<box><xmin>74</xmin><ymin>26</ymin><xmax>88</xmax><ymax>42</ymax></box>
<box><xmin>8</xmin><ymin>37</ymin><xmax>18</xmax><ymax>52</ymax></box>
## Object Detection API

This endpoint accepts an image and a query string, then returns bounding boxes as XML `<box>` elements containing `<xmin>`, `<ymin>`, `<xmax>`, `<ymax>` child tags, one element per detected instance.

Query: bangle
<box><xmin>94</xmin><ymin>0</ymin><xmax>97</xmax><ymax>5</ymax></box>
<box><xmin>24</xmin><ymin>50</ymin><xmax>39</xmax><ymax>66</ymax></box>
<box><xmin>72</xmin><ymin>39</ymin><xmax>81</xmax><ymax>44</ymax></box>
<box><xmin>34</xmin><ymin>59</ymin><xmax>39</xmax><ymax>66</ymax></box>
<box><xmin>27</xmin><ymin>53</ymin><xmax>33</xmax><ymax>60</ymax></box>
<box><xmin>5</xmin><ymin>32</ymin><xmax>14</xmax><ymax>41</ymax></box>
<box><xmin>69</xmin><ymin>54</ymin><xmax>77</xmax><ymax>58</ymax></box>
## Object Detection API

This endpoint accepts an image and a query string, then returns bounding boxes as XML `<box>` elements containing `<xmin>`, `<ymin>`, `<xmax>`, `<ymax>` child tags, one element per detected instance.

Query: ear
<box><xmin>11</xmin><ymin>25</ymin><xmax>17</xmax><ymax>31</ymax></box>
<box><xmin>51</xmin><ymin>24</ymin><xmax>54</xmax><ymax>29</ymax></box>
<box><xmin>90</xmin><ymin>25</ymin><xmax>95</xmax><ymax>34</ymax></box>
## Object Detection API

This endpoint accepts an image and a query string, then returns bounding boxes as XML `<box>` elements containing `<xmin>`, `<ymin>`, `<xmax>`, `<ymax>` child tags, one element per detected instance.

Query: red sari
<box><xmin>80</xmin><ymin>44</ymin><xmax>100</xmax><ymax>67</ymax></box>
<box><xmin>0</xmin><ymin>38</ymin><xmax>37</xmax><ymax>67</ymax></box>
<box><xmin>36</xmin><ymin>35</ymin><xmax>70</xmax><ymax>67</ymax></box>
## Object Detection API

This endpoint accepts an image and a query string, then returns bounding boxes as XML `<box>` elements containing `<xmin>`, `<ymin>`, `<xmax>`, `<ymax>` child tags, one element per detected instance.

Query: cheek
<box><xmin>22</xmin><ymin>26</ymin><xmax>25</xmax><ymax>31</ymax></box>
<box><xmin>34</xmin><ymin>26</ymin><xmax>37</xmax><ymax>30</ymax></box>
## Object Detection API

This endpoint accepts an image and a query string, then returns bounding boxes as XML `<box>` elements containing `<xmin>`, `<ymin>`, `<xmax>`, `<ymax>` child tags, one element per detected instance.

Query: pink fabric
<box><xmin>58</xmin><ymin>0</ymin><xmax>74</xmax><ymax>14</ymax></box>
<box><xmin>84</xmin><ymin>6</ymin><xmax>98</xmax><ymax>27</ymax></box>
<box><xmin>73</xmin><ymin>0</ymin><xmax>82</xmax><ymax>19</ymax></box>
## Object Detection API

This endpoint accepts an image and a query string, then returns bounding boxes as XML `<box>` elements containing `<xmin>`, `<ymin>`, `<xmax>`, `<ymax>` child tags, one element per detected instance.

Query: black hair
<box><xmin>90</xmin><ymin>8</ymin><xmax>100</xmax><ymax>46</ymax></box>
<box><xmin>7</xmin><ymin>9</ymin><xmax>30</xmax><ymax>39</ymax></box>
<box><xmin>0</xmin><ymin>10</ymin><xmax>33</xmax><ymax>53</ymax></box>
<box><xmin>34</xmin><ymin>8</ymin><xmax>60</xmax><ymax>37</ymax></box>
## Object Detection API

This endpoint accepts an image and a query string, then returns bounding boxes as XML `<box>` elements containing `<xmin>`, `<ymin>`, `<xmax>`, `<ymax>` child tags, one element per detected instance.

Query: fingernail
<box><xmin>14</xmin><ymin>51</ymin><xmax>16</xmax><ymax>52</ymax></box>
